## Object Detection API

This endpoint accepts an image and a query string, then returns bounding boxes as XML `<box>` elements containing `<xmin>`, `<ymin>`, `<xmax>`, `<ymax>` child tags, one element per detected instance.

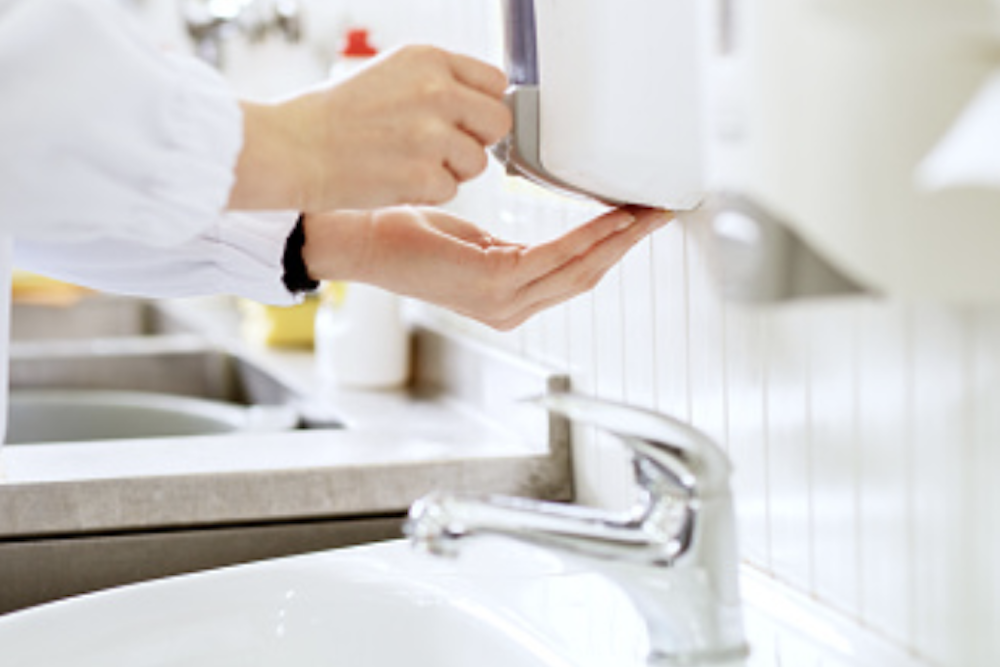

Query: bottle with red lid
<box><xmin>342</xmin><ymin>28</ymin><xmax>378</xmax><ymax>58</ymax></box>
<box><xmin>317</xmin><ymin>27</ymin><xmax>411</xmax><ymax>392</ymax></box>
<box><xmin>329</xmin><ymin>27</ymin><xmax>379</xmax><ymax>81</ymax></box>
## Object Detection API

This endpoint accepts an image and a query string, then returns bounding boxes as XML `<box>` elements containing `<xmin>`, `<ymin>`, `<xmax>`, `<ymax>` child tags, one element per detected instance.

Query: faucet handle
<box><xmin>535</xmin><ymin>392</ymin><xmax>733</xmax><ymax>498</ymax></box>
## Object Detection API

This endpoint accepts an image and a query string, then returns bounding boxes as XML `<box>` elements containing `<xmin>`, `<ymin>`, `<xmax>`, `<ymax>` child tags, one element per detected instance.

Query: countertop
<box><xmin>0</xmin><ymin>297</ymin><xmax>572</xmax><ymax>539</ymax></box>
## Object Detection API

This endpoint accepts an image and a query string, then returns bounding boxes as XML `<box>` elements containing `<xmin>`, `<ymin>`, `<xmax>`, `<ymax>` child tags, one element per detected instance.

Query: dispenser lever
<box><xmin>500</xmin><ymin>0</ymin><xmax>539</xmax><ymax>86</ymax></box>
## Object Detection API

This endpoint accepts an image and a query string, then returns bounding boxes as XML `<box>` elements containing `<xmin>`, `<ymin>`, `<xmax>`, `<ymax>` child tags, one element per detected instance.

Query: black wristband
<box><xmin>281</xmin><ymin>215</ymin><xmax>320</xmax><ymax>295</ymax></box>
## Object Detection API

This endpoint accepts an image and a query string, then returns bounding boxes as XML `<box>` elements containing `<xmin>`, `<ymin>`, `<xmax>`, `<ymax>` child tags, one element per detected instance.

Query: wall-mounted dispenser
<box><xmin>706</xmin><ymin>0</ymin><xmax>1000</xmax><ymax>303</ymax></box>
<box><xmin>493</xmin><ymin>0</ymin><xmax>707</xmax><ymax>210</ymax></box>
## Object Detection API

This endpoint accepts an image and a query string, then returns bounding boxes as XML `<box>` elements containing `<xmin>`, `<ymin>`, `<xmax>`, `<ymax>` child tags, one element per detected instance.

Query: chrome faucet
<box><xmin>180</xmin><ymin>0</ymin><xmax>303</xmax><ymax>69</ymax></box>
<box><xmin>406</xmin><ymin>392</ymin><xmax>749</xmax><ymax>666</ymax></box>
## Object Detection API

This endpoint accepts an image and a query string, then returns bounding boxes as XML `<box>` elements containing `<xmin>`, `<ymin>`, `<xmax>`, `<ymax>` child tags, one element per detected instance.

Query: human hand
<box><xmin>229</xmin><ymin>46</ymin><xmax>512</xmax><ymax>212</ymax></box>
<box><xmin>301</xmin><ymin>206</ymin><xmax>672</xmax><ymax>330</ymax></box>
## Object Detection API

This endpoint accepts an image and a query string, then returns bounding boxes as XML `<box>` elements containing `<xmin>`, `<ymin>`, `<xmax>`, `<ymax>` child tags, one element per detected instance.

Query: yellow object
<box><xmin>11</xmin><ymin>270</ymin><xmax>92</xmax><ymax>306</ymax></box>
<box><xmin>239</xmin><ymin>295</ymin><xmax>320</xmax><ymax>349</ymax></box>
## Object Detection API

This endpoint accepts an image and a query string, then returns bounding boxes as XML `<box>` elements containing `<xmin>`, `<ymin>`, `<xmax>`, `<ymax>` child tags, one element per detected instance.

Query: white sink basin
<box><xmin>0</xmin><ymin>539</ymin><xmax>648</xmax><ymax>667</ymax></box>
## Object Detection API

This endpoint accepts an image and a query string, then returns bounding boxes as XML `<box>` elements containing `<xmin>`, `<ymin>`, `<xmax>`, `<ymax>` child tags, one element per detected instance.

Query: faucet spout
<box><xmin>406</xmin><ymin>393</ymin><xmax>749</xmax><ymax>666</ymax></box>
<box><xmin>407</xmin><ymin>490</ymin><xmax>688</xmax><ymax>564</ymax></box>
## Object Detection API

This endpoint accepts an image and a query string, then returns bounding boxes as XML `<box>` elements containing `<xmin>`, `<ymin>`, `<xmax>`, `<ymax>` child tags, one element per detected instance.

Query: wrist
<box><xmin>300</xmin><ymin>209</ymin><xmax>376</xmax><ymax>283</ymax></box>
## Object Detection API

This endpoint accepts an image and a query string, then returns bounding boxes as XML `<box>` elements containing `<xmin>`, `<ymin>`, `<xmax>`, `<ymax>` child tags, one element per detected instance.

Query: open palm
<box><xmin>303</xmin><ymin>206</ymin><xmax>670</xmax><ymax>330</ymax></box>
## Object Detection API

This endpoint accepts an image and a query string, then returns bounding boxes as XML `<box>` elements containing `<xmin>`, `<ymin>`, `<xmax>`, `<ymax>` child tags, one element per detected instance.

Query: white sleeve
<box><xmin>14</xmin><ymin>211</ymin><xmax>302</xmax><ymax>306</ymax></box>
<box><xmin>0</xmin><ymin>0</ymin><xmax>241</xmax><ymax>246</ymax></box>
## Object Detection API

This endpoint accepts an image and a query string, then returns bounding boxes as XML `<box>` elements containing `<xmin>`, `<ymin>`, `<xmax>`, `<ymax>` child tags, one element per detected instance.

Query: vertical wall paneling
<box><xmin>763</xmin><ymin>305</ymin><xmax>812</xmax><ymax>592</ymax></box>
<box><xmin>855</xmin><ymin>302</ymin><xmax>913</xmax><ymax>645</ymax></box>
<box><xmin>969</xmin><ymin>309</ymin><xmax>1000</xmax><ymax>666</ymax></box>
<box><xmin>807</xmin><ymin>300</ymin><xmax>861</xmax><ymax>617</ymax></box>
<box><xmin>593</xmin><ymin>267</ymin><xmax>626</xmax><ymax>403</ymax></box>
<box><xmin>724</xmin><ymin>303</ymin><xmax>770</xmax><ymax>569</ymax></box>
<box><xmin>911</xmin><ymin>307</ymin><xmax>969</xmax><ymax>666</ymax></box>
<box><xmin>652</xmin><ymin>221</ymin><xmax>691</xmax><ymax>422</ymax></box>
<box><xmin>683</xmin><ymin>213</ymin><xmax>729</xmax><ymax>450</ymax></box>
<box><xmin>621</xmin><ymin>235</ymin><xmax>657</xmax><ymax>413</ymax></box>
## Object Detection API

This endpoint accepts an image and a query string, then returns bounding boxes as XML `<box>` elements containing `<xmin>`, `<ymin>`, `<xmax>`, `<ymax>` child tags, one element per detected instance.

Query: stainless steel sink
<box><xmin>7</xmin><ymin>389</ymin><xmax>299</xmax><ymax>445</ymax></box>
<box><xmin>7</xmin><ymin>297</ymin><xmax>342</xmax><ymax>443</ymax></box>
<box><xmin>11</xmin><ymin>296</ymin><xmax>182</xmax><ymax>341</ymax></box>
<box><xmin>10</xmin><ymin>337</ymin><xmax>299</xmax><ymax>407</ymax></box>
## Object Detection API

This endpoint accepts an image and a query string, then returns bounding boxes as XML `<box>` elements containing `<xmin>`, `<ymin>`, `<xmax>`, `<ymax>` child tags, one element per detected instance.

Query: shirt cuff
<box><xmin>211</xmin><ymin>210</ymin><xmax>303</xmax><ymax>306</ymax></box>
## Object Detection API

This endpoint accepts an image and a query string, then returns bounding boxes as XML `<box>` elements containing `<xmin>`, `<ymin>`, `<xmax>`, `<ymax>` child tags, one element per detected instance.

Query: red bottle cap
<box><xmin>341</xmin><ymin>29</ymin><xmax>378</xmax><ymax>58</ymax></box>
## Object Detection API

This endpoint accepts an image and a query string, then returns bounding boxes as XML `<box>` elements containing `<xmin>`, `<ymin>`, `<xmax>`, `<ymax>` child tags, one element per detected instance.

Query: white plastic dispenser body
<box><xmin>494</xmin><ymin>0</ymin><xmax>707</xmax><ymax>210</ymax></box>
<box><xmin>710</xmin><ymin>0</ymin><xmax>1000</xmax><ymax>303</ymax></box>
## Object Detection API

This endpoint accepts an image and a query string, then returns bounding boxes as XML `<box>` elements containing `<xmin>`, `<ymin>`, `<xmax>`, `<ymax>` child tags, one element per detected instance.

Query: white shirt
<box><xmin>0</xmin><ymin>0</ymin><xmax>302</xmax><ymax>445</ymax></box>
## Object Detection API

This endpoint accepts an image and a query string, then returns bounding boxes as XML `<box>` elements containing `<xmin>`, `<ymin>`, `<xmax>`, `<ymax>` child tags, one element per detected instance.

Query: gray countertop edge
<box><xmin>0</xmin><ymin>452</ymin><xmax>569</xmax><ymax>540</ymax></box>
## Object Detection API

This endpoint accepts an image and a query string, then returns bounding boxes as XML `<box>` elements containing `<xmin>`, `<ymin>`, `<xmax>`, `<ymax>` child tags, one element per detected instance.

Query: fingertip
<box><xmin>615</xmin><ymin>211</ymin><xmax>637</xmax><ymax>231</ymax></box>
<box><xmin>599</xmin><ymin>206</ymin><xmax>636</xmax><ymax>228</ymax></box>
<box><xmin>493</xmin><ymin>66</ymin><xmax>510</xmax><ymax>95</ymax></box>
<box><xmin>633</xmin><ymin>208</ymin><xmax>673</xmax><ymax>230</ymax></box>
<box><xmin>651</xmin><ymin>210</ymin><xmax>673</xmax><ymax>227</ymax></box>
<box><xmin>484</xmin><ymin>63</ymin><xmax>510</xmax><ymax>98</ymax></box>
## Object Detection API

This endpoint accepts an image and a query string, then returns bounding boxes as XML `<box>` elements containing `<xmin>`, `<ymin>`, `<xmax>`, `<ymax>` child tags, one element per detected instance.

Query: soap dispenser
<box><xmin>494</xmin><ymin>0</ymin><xmax>707</xmax><ymax>210</ymax></box>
